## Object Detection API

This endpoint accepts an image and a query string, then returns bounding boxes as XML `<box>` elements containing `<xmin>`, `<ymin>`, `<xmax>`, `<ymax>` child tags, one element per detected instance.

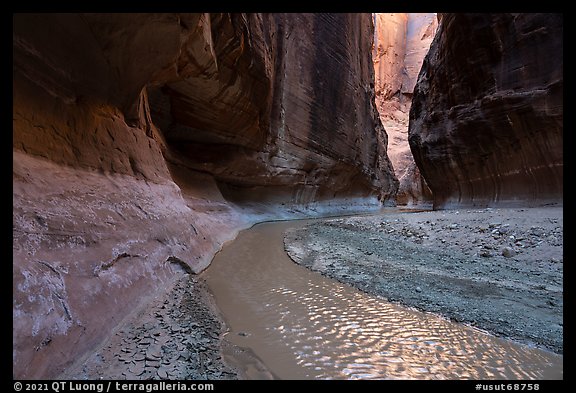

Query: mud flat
<box><xmin>59</xmin><ymin>276</ymin><xmax>263</xmax><ymax>380</ymax></box>
<box><xmin>284</xmin><ymin>206</ymin><xmax>563</xmax><ymax>354</ymax></box>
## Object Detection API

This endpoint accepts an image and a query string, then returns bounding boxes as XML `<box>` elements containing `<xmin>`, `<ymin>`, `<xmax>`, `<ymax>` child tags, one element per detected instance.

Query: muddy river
<box><xmin>204</xmin><ymin>218</ymin><xmax>563</xmax><ymax>380</ymax></box>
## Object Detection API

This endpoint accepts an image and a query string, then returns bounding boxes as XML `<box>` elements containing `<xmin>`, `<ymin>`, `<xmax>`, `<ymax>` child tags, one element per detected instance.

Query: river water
<box><xmin>203</xmin><ymin>218</ymin><xmax>563</xmax><ymax>380</ymax></box>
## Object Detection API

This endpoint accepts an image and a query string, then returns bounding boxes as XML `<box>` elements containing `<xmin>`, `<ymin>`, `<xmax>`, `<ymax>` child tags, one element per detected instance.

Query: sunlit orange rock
<box><xmin>372</xmin><ymin>13</ymin><xmax>437</xmax><ymax>205</ymax></box>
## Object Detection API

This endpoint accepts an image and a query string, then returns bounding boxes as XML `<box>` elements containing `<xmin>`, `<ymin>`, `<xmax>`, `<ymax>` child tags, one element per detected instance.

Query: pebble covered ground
<box><xmin>284</xmin><ymin>207</ymin><xmax>563</xmax><ymax>354</ymax></box>
<box><xmin>61</xmin><ymin>206</ymin><xmax>563</xmax><ymax>380</ymax></box>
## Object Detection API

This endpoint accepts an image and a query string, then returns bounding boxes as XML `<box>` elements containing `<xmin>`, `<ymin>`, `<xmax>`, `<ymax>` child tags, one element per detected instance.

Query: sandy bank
<box><xmin>284</xmin><ymin>206</ymin><xmax>563</xmax><ymax>354</ymax></box>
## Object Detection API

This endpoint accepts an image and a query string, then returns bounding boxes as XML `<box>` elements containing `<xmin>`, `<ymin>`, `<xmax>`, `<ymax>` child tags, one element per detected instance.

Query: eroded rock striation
<box><xmin>13</xmin><ymin>13</ymin><xmax>397</xmax><ymax>378</ymax></box>
<box><xmin>373</xmin><ymin>13</ymin><xmax>436</xmax><ymax>205</ymax></box>
<box><xmin>146</xmin><ymin>13</ymin><xmax>398</xmax><ymax>203</ymax></box>
<box><xmin>13</xmin><ymin>14</ymin><xmax>397</xmax><ymax>378</ymax></box>
<box><xmin>409</xmin><ymin>13</ymin><xmax>563</xmax><ymax>208</ymax></box>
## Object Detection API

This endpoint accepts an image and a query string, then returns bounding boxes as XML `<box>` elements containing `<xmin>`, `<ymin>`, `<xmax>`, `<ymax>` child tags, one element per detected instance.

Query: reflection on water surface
<box><xmin>205</xmin><ymin>220</ymin><xmax>562</xmax><ymax>380</ymax></box>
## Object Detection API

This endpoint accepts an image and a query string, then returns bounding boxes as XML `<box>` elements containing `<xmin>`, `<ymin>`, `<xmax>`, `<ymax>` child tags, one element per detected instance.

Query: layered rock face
<box><xmin>13</xmin><ymin>13</ymin><xmax>396</xmax><ymax>378</ymax></box>
<box><xmin>409</xmin><ymin>13</ymin><xmax>563</xmax><ymax>208</ymax></box>
<box><xmin>149</xmin><ymin>13</ymin><xmax>397</xmax><ymax>203</ymax></box>
<box><xmin>373</xmin><ymin>13</ymin><xmax>436</xmax><ymax>205</ymax></box>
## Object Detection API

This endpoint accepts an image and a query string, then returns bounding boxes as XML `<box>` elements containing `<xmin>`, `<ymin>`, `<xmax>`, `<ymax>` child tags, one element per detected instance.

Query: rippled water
<box><xmin>204</xmin><ymin>219</ymin><xmax>562</xmax><ymax>380</ymax></box>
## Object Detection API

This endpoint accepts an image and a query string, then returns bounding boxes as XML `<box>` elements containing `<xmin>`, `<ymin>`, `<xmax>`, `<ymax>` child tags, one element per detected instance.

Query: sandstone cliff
<box><xmin>13</xmin><ymin>13</ymin><xmax>397</xmax><ymax>378</ymax></box>
<box><xmin>373</xmin><ymin>13</ymin><xmax>436</xmax><ymax>205</ymax></box>
<box><xmin>409</xmin><ymin>13</ymin><xmax>563</xmax><ymax>208</ymax></box>
<box><xmin>151</xmin><ymin>13</ymin><xmax>397</xmax><ymax>203</ymax></box>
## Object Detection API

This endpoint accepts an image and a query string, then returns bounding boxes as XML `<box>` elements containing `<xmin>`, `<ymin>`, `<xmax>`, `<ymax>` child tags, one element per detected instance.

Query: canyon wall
<box><xmin>13</xmin><ymin>13</ymin><xmax>397</xmax><ymax>378</ymax></box>
<box><xmin>409</xmin><ymin>13</ymin><xmax>563</xmax><ymax>208</ymax></box>
<box><xmin>373</xmin><ymin>13</ymin><xmax>436</xmax><ymax>205</ymax></box>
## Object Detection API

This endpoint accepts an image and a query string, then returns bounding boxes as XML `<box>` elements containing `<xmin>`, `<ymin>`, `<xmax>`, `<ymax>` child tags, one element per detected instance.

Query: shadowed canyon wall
<box><xmin>372</xmin><ymin>13</ymin><xmax>436</xmax><ymax>205</ymax></box>
<box><xmin>13</xmin><ymin>13</ymin><xmax>397</xmax><ymax>378</ymax></box>
<box><xmin>409</xmin><ymin>13</ymin><xmax>563</xmax><ymax>208</ymax></box>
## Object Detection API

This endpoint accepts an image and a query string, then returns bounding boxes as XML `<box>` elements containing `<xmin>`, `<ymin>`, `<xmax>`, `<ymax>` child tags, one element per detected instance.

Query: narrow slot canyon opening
<box><xmin>13</xmin><ymin>12</ymin><xmax>562</xmax><ymax>381</ymax></box>
<box><xmin>371</xmin><ymin>13</ymin><xmax>437</xmax><ymax>206</ymax></box>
